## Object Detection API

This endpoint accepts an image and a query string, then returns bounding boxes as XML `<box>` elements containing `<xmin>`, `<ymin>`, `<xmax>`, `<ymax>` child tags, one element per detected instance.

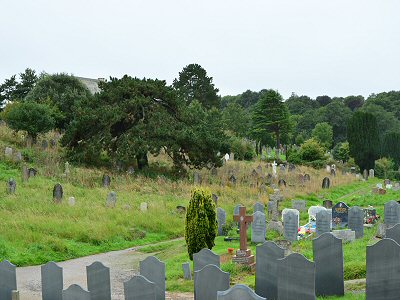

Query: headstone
<box><xmin>50</xmin><ymin>139</ymin><xmax>56</xmax><ymax>148</ymax></box>
<box><xmin>277</xmin><ymin>253</ymin><xmax>316</xmax><ymax>300</ymax></box>
<box><xmin>124</xmin><ymin>275</ymin><xmax>156</xmax><ymax>300</ymax></box>
<box><xmin>22</xmin><ymin>165</ymin><xmax>29</xmax><ymax>182</ymax></box>
<box><xmin>350</xmin><ymin>167</ymin><xmax>356</xmax><ymax>174</ymax></box>
<box><xmin>258</xmin><ymin>184</ymin><xmax>267</xmax><ymax>194</ymax></box>
<box><xmin>384</xmin><ymin>200</ymin><xmax>400</xmax><ymax>227</ymax></box>
<box><xmin>7</xmin><ymin>179</ymin><xmax>16</xmax><ymax>194</ymax></box>
<box><xmin>366</xmin><ymin>238</ymin><xmax>400</xmax><ymax>299</ymax></box>
<box><xmin>41</xmin><ymin>261</ymin><xmax>63</xmax><ymax>300</ymax></box>
<box><xmin>272</xmin><ymin>161</ymin><xmax>277</xmax><ymax>177</ymax></box>
<box><xmin>278</xmin><ymin>179</ymin><xmax>286</xmax><ymax>187</ymax></box>
<box><xmin>194</xmin><ymin>264</ymin><xmax>230</xmax><ymax>300</ymax></box>
<box><xmin>316</xmin><ymin>210</ymin><xmax>332</xmax><ymax>236</ymax></box>
<box><xmin>283</xmin><ymin>210</ymin><xmax>299</xmax><ymax>242</ymax></box>
<box><xmin>384</xmin><ymin>179</ymin><xmax>391</xmax><ymax>186</ymax></box>
<box><xmin>127</xmin><ymin>166</ymin><xmax>135</xmax><ymax>175</ymax></box>
<box><xmin>105</xmin><ymin>192</ymin><xmax>117</xmax><ymax>208</ymax></box>
<box><xmin>14</xmin><ymin>152</ymin><xmax>22</xmax><ymax>161</ymax></box>
<box><xmin>326</xmin><ymin>165</ymin><xmax>331</xmax><ymax>173</ymax></box>
<box><xmin>267</xmin><ymin>221</ymin><xmax>284</xmax><ymax>235</ymax></box>
<box><xmin>86</xmin><ymin>261</ymin><xmax>111</xmax><ymax>300</ymax></box>
<box><xmin>194</xmin><ymin>172</ymin><xmax>202</xmax><ymax>185</ymax></box>
<box><xmin>28</xmin><ymin>168</ymin><xmax>37</xmax><ymax>177</ymax></box>
<box><xmin>182</xmin><ymin>263</ymin><xmax>192</xmax><ymax>280</ymax></box>
<box><xmin>102</xmin><ymin>174</ymin><xmax>111</xmax><ymax>188</ymax></box>
<box><xmin>313</xmin><ymin>233</ymin><xmax>344</xmax><ymax>297</ymax></box>
<box><xmin>322</xmin><ymin>177</ymin><xmax>330</xmax><ymax>189</ymax></box>
<box><xmin>0</xmin><ymin>260</ymin><xmax>17</xmax><ymax>300</ymax></box>
<box><xmin>255</xmin><ymin>241</ymin><xmax>285</xmax><ymax>300</ymax></box>
<box><xmin>308</xmin><ymin>206</ymin><xmax>326</xmax><ymax>223</ymax></box>
<box><xmin>322</xmin><ymin>200</ymin><xmax>332</xmax><ymax>209</ymax></box>
<box><xmin>253</xmin><ymin>202</ymin><xmax>264</xmax><ymax>213</ymax></box>
<box><xmin>331</xmin><ymin>202</ymin><xmax>349</xmax><ymax>228</ymax></box>
<box><xmin>251</xmin><ymin>211</ymin><xmax>266</xmax><ymax>243</ymax></box>
<box><xmin>331</xmin><ymin>229</ymin><xmax>356</xmax><ymax>243</ymax></box>
<box><xmin>4</xmin><ymin>147</ymin><xmax>13</xmax><ymax>157</ymax></box>
<box><xmin>224</xmin><ymin>153</ymin><xmax>230</xmax><ymax>162</ymax></box>
<box><xmin>62</xmin><ymin>285</ymin><xmax>90</xmax><ymax>300</ymax></box>
<box><xmin>193</xmin><ymin>248</ymin><xmax>220</xmax><ymax>272</ymax></box>
<box><xmin>41</xmin><ymin>140</ymin><xmax>49</xmax><ymax>150</ymax></box>
<box><xmin>139</xmin><ymin>256</ymin><xmax>165</xmax><ymax>300</ymax></box>
<box><xmin>386</xmin><ymin>224</ymin><xmax>400</xmax><ymax>244</ymax></box>
<box><xmin>303</xmin><ymin>174</ymin><xmax>310</xmax><ymax>182</ymax></box>
<box><xmin>140</xmin><ymin>202</ymin><xmax>148</xmax><ymax>212</ymax></box>
<box><xmin>176</xmin><ymin>205</ymin><xmax>186</xmax><ymax>214</ymax></box>
<box><xmin>279</xmin><ymin>164</ymin><xmax>286</xmax><ymax>173</ymax></box>
<box><xmin>230</xmin><ymin>152</ymin><xmax>235</xmax><ymax>160</ymax></box>
<box><xmin>330</xmin><ymin>168</ymin><xmax>336</xmax><ymax>177</ymax></box>
<box><xmin>369</xmin><ymin>169</ymin><xmax>374</xmax><ymax>179</ymax></box>
<box><xmin>257</xmin><ymin>165</ymin><xmax>262</xmax><ymax>174</ymax></box>
<box><xmin>217</xmin><ymin>284</ymin><xmax>265</xmax><ymax>300</ymax></box>
<box><xmin>68</xmin><ymin>197</ymin><xmax>75</xmax><ymax>207</ymax></box>
<box><xmin>64</xmin><ymin>162</ymin><xmax>70</xmax><ymax>176</ymax></box>
<box><xmin>217</xmin><ymin>208</ymin><xmax>226</xmax><ymax>236</ymax></box>
<box><xmin>292</xmin><ymin>200</ymin><xmax>306</xmax><ymax>212</ymax></box>
<box><xmin>288</xmin><ymin>163</ymin><xmax>295</xmax><ymax>172</ymax></box>
<box><xmin>212</xmin><ymin>194</ymin><xmax>218</xmax><ymax>206</ymax></box>
<box><xmin>229</xmin><ymin>174</ymin><xmax>237</xmax><ymax>185</ymax></box>
<box><xmin>211</xmin><ymin>167</ymin><xmax>218</xmax><ymax>176</ymax></box>
<box><xmin>53</xmin><ymin>183</ymin><xmax>63</xmax><ymax>203</ymax></box>
<box><xmin>348</xmin><ymin>206</ymin><xmax>364</xmax><ymax>238</ymax></box>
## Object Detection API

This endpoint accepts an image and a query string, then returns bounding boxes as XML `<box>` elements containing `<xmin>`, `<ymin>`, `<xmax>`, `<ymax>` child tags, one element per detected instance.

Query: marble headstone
<box><xmin>194</xmin><ymin>264</ymin><xmax>230</xmax><ymax>300</ymax></box>
<box><xmin>193</xmin><ymin>248</ymin><xmax>220</xmax><ymax>272</ymax></box>
<box><xmin>139</xmin><ymin>256</ymin><xmax>165</xmax><ymax>300</ymax></box>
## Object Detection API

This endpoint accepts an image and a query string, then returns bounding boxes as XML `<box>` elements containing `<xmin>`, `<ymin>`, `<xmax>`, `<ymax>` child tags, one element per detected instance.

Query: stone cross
<box><xmin>233</xmin><ymin>206</ymin><xmax>253</xmax><ymax>251</ymax></box>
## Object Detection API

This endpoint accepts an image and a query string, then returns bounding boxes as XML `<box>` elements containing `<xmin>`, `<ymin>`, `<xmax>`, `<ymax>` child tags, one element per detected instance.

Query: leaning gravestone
<box><xmin>102</xmin><ymin>174</ymin><xmax>111</xmax><ymax>188</ymax></box>
<box><xmin>53</xmin><ymin>183</ymin><xmax>63</xmax><ymax>203</ymax></box>
<box><xmin>124</xmin><ymin>275</ymin><xmax>156</xmax><ymax>300</ymax></box>
<box><xmin>0</xmin><ymin>260</ymin><xmax>17</xmax><ymax>300</ymax></box>
<box><xmin>62</xmin><ymin>284</ymin><xmax>90</xmax><ymax>300</ymax></box>
<box><xmin>331</xmin><ymin>202</ymin><xmax>349</xmax><ymax>228</ymax></box>
<box><xmin>292</xmin><ymin>200</ymin><xmax>306</xmax><ymax>212</ymax></box>
<box><xmin>386</xmin><ymin>224</ymin><xmax>400</xmax><ymax>244</ymax></box>
<box><xmin>194</xmin><ymin>264</ymin><xmax>230</xmax><ymax>300</ymax></box>
<box><xmin>6</xmin><ymin>179</ymin><xmax>16</xmax><ymax>194</ymax></box>
<box><xmin>255</xmin><ymin>241</ymin><xmax>285</xmax><ymax>300</ymax></box>
<box><xmin>348</xmin><ymin>206</ymin><xmax>364</xmax><ymax>238</ymax></box>
<box><xmin>277</xmin><ymin>253</ymin><xmax>316</xmax><ymax>300</ymax></box>
<box><xmin>105</xmin><ymin>192</ymin><xmax>117</xmax><ymax>208</ymax></box>
<box><xmin>139</xmin><ymin>256</ymin><xmax>165</xmax><ymax>300</ymax></box>
<box><xmin>366</xmin><ymin>238</ymin><xmax>400</xmax><ymax>300</ymax></box>
<box><xmin>316</xmin><ymin>210</ymin><xmax>331</xmax><ymax>236</ymax></box>
<box><xmin>313</xmin><ymin>233</ymin><xmax>344</xmax><ymax>297</ymax></box>
<box><xmin>193</xmin><ymin>248</ymin><xmax>220</xmax><ymax>272</ymax></box>
<box><xmin>86</xmin><ymin>261</ymin><xmax>111</xmax><ymax>300</ymax></box>
<box><xmin>251</xmin><ymin>211</ymin><xmax>266</xmax><ymax>243</ymax></box>
<box><xmin>182</xmin><ymin>263</ymin><xmax>192</xmax><ymax>280</ymax></box>
<box><xmin>217</xmin><ymin>284</ymin><xmax>265</xmax><ymax>300</ymax></box>
<box><xmin>384</xmin><ymin>200</ymin><xmax>400</xmax><ymax>227</ymax></box>
<box><xmin>217</xmin><ymin>208</ymin><xmax>226</xmax><ymax>236</ymax></box>
<box><xmin>254</xmin><ymin>202</ymin><xmax>264</xmax><ymax>213</ymax></box>
<box><xmin>283</xmin><ymin>210</ymin><xmax>299</xmax><ymax>242</ymax></box>
<box><xmin>41</xmin><ymin>261</ymin><xmax>63</xmax><ymax>300</ymax></box>
<box><xmin>322</xmin><ymin>177</ymin><xmax>330</xmax><ymax>189</ymax></box>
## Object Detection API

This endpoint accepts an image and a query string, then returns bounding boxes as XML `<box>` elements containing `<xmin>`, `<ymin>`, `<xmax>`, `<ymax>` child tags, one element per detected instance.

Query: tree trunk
<box><xmin>137</xmin><ymin>152</ymin><xmax>149</xmax><ymax>170</ymax></box>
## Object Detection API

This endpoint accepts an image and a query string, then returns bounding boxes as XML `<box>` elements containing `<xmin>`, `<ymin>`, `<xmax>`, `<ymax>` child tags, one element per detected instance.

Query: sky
<box><xmin>1</xmin><ymin>0</ymin><xmax>400</xmax><ymax>99</ymax></box>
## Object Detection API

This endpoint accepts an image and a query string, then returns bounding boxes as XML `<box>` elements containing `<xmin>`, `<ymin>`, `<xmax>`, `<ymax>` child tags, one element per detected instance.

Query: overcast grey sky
<box><xmin>1</xmin><ymin>0</ymin><xmax>400</xmax><ymax>98</ymax></box>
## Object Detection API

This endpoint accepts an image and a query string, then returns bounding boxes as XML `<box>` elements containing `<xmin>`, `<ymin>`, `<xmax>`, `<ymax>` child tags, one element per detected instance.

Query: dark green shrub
<box><xmin>375</xmin><ymin>157</ymin><xmax>395</xmax><ymax>179</ymax></box>
<box><xmin>299</xmin><ymin>139</ymin><xmax>325</xmax><ymax>162</ymax></box>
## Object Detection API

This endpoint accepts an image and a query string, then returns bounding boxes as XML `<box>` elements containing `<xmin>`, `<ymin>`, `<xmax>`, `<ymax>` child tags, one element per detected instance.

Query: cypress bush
<box><xmin>382</xmin><ymin>132</ymin><xmax>400</xmax><ymax>168</ymax></box>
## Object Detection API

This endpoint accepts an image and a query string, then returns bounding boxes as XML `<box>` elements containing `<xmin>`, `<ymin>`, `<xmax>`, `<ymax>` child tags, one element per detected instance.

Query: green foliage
<box><xmin>229</xmin><ymin>136</ymin><xmax>255</xmax><ymax>161</ymax></box>
<box><xmin>382</xmin><ymin>132</ymin><xmax>400</xmax><ymax>168</ymax></box>
<box><xmin>333</xmin><ymin>142</ymin><xmax>350</xmax><ymax>162</ymax></box>
<box><xmin>299</xmin><ymin>139</ymin><xmax>325</xmax><ymax>162</ymax></box>
<box><xmin>375</xmin><ymin>157</ymin><xmax>395</xmax><ymax>179</ymax></box>
<box><xmin>347</xmin><ymin>111</ymin><xmax>380</xmax><ymax>171</ymax></box>
<box><xmin>222</xmin><ymin>102</ymin><xmax>251</xmax><ymax>137</ymax></box>
<box><xmin>316</xmin><ymin>95</ymin><xmax>332</xmax><ymax>107</ymax></box>
<box><xmin>3</xmin><ymin>102</ymin><xmax>55</xmax><ymax>139</ymax></box>
<box><xmin>344</xmin><ymin>95</ymin><xmax>364</xmax><ymax>111</ymax></box>
<box><xmin>312</xmin><ymin>122</ymin><xmax>333</xmax><ymax>149</ymax></box>
<box><xmin>286</xmin><ymin>93</ymin><xmax>318</xmax><ymax>115</ymax></box>
<box><xmin>185</xmin><ymin>188</ymin><xmax>217</xmax><ymax>260</ymax></box>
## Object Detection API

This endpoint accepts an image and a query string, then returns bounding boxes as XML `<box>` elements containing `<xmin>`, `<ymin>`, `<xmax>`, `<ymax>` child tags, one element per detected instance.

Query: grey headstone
<box><xmin>41</xmin><ymin>140</ymin><xmax>49</xmax><ymax>150</ymax></box>
<box><xmin>28</xmin><ymin>168</ymin><xmax>37</xmax><ymax>177</ymax></box>
<box><xmin>217</xmin><ymin>208</ymin><xmax>226</xmax><ymax>236</ymax></box>
<box><xmin>105</xmin><ymin>192</ymin><xmax>117</xmax><ymax>208</ymax></box>
<box><xmin>368</xmin><ymin>169</ymin><xmax>374</xmax><ymax>178</ymax></box>
<box><xmin>22</xmin><ymin>165</ymin><xmax>29</xmax><ymax>182</ymax></box>
<box><xmin>386</xmin><ymin>224</ymin><xmax>400</xmax><ymax>244</ymax></box>
<box><xmin>283</xmin><ymin>210</ymin><xmax>299</xmax><ymax>242</ymax></box>
<box><xmin>330</xmin><ymin>169</ymin><xmax>336</xmax><ymax>177</ymax></box>
<box><xmin>102</xmin><ymin>174</ymin><xmax>111</xmax><ymax>188</ymax></box>
<box><xmin>257</xmin><ymin>165</ymin><xmax>263</xmax><ymax>174</ymax></box>
<box><xmin>41</xmin><ymin>261</ymin><xmax>63</xmax><ymax>300</ymax></box>
<box><xmin>304</xmin><ymin>174</ymin><xmax>310</xmax><ymax>182</ymax></box>
<box><xmin>193</xmin><ymin>248</ymin><xmax>220</xmax><ymax>272</ymax></box>
<box><xmin>68</xmin><ymin>197</ymin><xmax>76</xmax><ymax>206</ymax></box>
<box><xmin>313</xmin><ymin>233</ymin><xmax>344</xmax><ymax>297</ymax></box>
<box><xmin>277</xmin><ymin>253</ymin><xmax>316</xmax><ymax>300</ymax></box>
<box><xmin>363</xmin><ymin>169</ymin><xmax>368</xmax><ymax>180</ymax></box>
<box><xmin>218</xmin><ymin>284</ymin><xmax>265</xmax><ymax>300</ymax></box>
<box><xmin>4</xmin><ymin>147</ymin><xmax>12</xmax><ymax>157</ymax></box>
<box><xmin>0</xmin><ymin>260</ymin><xmax>17</xmax><ymax>300</ymax></box>
<box><xmin>384</xmin><ymin>200</ymin><xmax>400</xmax><ymax>227</ymax></box>
<box><xmin>316</xmin><ymin>210</ymin><xmax>331</xmax><ymax>236</ymax></box>
<box><xmin>331</xmin><ymin>229</ymin><xmax>355</xmax><ymax>243</ymax></box>
<box><xmin>194</xmin><ymin>264</ymin><xmax>230</xmax><ymax>300</ymax></box>
<box><xmin>366</xmin><ymin>238</ymin><xmax>400</xmax><ymax>300</ymax></box>
<box><xmin>252</xmin><ymin>211</ymin><xmax>266</xmax><ymax>243</ymax></box>
<box><xmin>194</xmin><ymin>172</ymin><xmax>202</xmax><ymax>185</ymax></box>
<box><xmin>292</xmin><ymin>200</ymin><xmax>306</xmax><ymax>212</ymax></box>
<box><xmin>62</xmin><ymin>284</ymin><xmax>90</xmax><ymax>300</ymax></box>
<box><xmin>267</xmin><ymin>221</ymin><xmax>284</xmax><ymax>235</ymax></box>
<box><xmin>124</xmin><ymin>275</ymin><xmax>156</xmax><ymax>300</ymax></box>
<box><xmin>253</xmin><ymin>202</ymin><xmax>264</xmax><ymax>213</ymax></box>
<box><xmin>53</xmin><ymin>183</ymin><xmax>63</xmax><ymax>203</ymax></box>
<box><xmin>14</xmin><ymin>152</ymin><xmax>22</xmax><ymax>161</ymax></box>
<box><xmin>322</xmin><ymin>200</ymin><xmax>332</xmax><ymax>209</ymax></box>
<box><xmin>229</xmin><ymin>175</ymin><xmax>237</xmax><ymax>185</ymax></box>
<box><xmin>86</xmin><ymin>261</ymin><xmax>111</xmax><ymax>300</ymax></box>
<box><xmin>288</xmin><ymin>163</ymin><xmax>296</xmax><ymax>172</ymax></box>
<box><xmin>139</xmin><ymin>256</ymin><xmax>165</xmax><ymax>300</ymax></box>
<box><xmin>255</xmin><ymin>241</ymin><xmax>285</xmax><ymax>300</ymax></box>
<box><xmin>322</xmin><ymin>177</ymin><xmax>330</xmax><ymax>189</ymax></box>
<box><xmin>348</xmin><ymin>206</ymin><xmax>364</xmax><ymax>239</ymax></box>
<box><xmin>182</xmin><ymin>263</ymin><xmax>192</xmax><ymax>280</ymax></box>
<box><xmin>7</xmin><ymin>179</ymin><xmax>16</xmax><ymax>194</ymax></box>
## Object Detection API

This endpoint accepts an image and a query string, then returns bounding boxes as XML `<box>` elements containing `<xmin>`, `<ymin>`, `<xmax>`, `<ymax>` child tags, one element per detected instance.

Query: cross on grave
<box><xmin>232</xmin><ymin>206</ymin><xmax>255</xmax><ymax>266</ymax></box>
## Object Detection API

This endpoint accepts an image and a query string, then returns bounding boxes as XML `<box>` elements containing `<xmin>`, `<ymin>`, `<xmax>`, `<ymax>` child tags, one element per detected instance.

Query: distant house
<box><xmin>76</xmin><ymin>77</ymin><xmax>105</xmax><ymax>94</ymax></box>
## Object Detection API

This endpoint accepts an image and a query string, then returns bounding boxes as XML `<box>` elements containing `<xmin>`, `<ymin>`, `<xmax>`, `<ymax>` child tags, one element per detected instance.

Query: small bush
<box><xmin>333</xmin><ymin>142</ymin><xmax>350</xmax><ymax>162</ymax></box>
<box><xmin>229</xmin><ymin>137</ymin><xmax>255</xmax><ymax>161</ymax></box>
<box><xmin>300</xmin><ymin>139</ymin><xmax>325</xmax><ymax>162</ymax></box>
<box><xmin>375</xmin><ymin>157</ymin><xmax>395</xmax><ymax>179</ymax></box>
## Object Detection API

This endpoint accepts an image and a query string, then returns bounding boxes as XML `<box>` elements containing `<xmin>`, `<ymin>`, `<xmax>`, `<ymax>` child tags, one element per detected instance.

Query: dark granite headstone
<box><xmin>217</xmin><ymin>208</ymin><xmax>226</xmax><ymax>236</ymax></box>
<box><xmin>62</xmin><ymin>284</ymin><xmax>90</xmax><ymax>300</ymax></box>
<box><xmin>322</xmin><ymin>177</ymin><xmax>330</xmax><ymax>189</ymax></box>
<box><xmin>41</xmin><ymin>261</ymin><xmax>63</xmax><ymax>300</ymax></box>
<box><xmin>348</xmin><ymin>206</ymin><xmax>364</xmax><ymax>238</ymax></box>
<box><xmin>313</xmin><ymin>233</ymin><xmax>344</xmax><ymax>297</ymax></box>
<box><xmin>331</xmin><ymin>202</ymin><xmax>349</xmax><ymax>228</ymax></box>
<box><xmin>124</xmin><ymin>275</ymin><xmax>156</xmax><ymax>300</ymax></box>
<box><xmin>53</xmin><ymin>183</ymin><xmax>63</xmax><ymax>203</ymax></box>
<box><xmin>386</xmin><ymin>224</ymin><xmax>400</xmax><ymax>244</ymax></box>
<box><xmin>193</xmin><ymin>248</ymin><xmax>220</xmax><ymax>272</ymax></box>
<box><xmin>255</xmin><ymin>241</ymin><xmax>285</xmax><ymax>300</ymax></box>
<box><xmin>384</xmin><ymin>200</ymin><xmax>400</xmax><ymax>227</ymax></box>
<box><xmin>6</xmin><ymin>178</ymin><xmax>16</xmax><ymax>194</ymax></box>
<box><xmin>283</xmin><ymin>210</ymin><xmax>298</xmax><ymax>242</ymax></box>
<box><xmin>86</xmin><ymin>261</ymin><xmax>111</xmax><ymax>300</ymax></box>
<box><xmin>194</xmin><ymin>264</ymin><xmax>230</xmax><ymax>300</ymax></box>
<box><xmin>218</xmin><ymin>284</ymin><xmax>265</xmax><ymax>299</ymax></box>
<box><xmin>0</xmin><ymin>260</ymin><xmax>17</xmax><ymax>300</ymax></box>
<box><xmin>316</xmin><ymin>210</ymin><xmax>331</xmax><ymax>236</ymax></box>
<box><xmin>139</xmin><ymin>256</ymin><xmax>165</xmax><ymax>300</ymax></box>
<box><xmin>182</xmin><ymin>262</ymin><xmax>192</xmax><ymax>280</ymax></box>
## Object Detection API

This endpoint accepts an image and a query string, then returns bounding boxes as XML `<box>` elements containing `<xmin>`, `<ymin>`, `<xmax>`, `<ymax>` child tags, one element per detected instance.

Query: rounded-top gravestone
<box><xmin>106</xmin><ymin>192</ymin><xmax>117</xmax><ymax>208</ymax></box>
<box><xmin>322</xmin><ymin>177</ymin><xmax>330</xmax><ymax>189</ymax></box>
<box><xmin>102</xmin><ymin>174</ymin><xmax>111</xmax><ymax>188</ymax></box>
<box><xmin>7</xmin><ymin>178</ymin><xmax>16</xmax><ymax>194</ymax></box>
<box><xmin>53</xmin><ymin>183</ymin><xmax>63</xmax><ymax>203</ymax></box>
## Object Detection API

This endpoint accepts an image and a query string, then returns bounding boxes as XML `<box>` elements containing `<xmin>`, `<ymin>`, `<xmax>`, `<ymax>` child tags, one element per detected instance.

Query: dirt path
<box><xmin>16</xmin><ymin>238</ymin><xmax>193</xmax><ymax>300</ymax></box>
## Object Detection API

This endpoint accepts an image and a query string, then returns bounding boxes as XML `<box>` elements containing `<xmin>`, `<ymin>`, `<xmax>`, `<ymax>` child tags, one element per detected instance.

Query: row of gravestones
<box><xmin>6</xmin><ymin>167</ymin><xmax>38</xmax><ymax>194</ymax></box>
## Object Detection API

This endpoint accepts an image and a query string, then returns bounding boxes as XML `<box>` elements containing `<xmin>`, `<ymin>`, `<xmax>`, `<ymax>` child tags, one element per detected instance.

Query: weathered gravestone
<box><xmin>50</xmin><ymin>139</ymin><xmax>56</xmax><ymax>148</ymax></box>
<box><xmin>140</xmin><ymin>202</ymin><xmax>148</xmax><ymax>212</ymax></box>
<box><xmin>229</xmin><ymin>174</ymin><xmax>237</xmax><ymax>185</ymax></box>
<box><xmin>366</xmin><ymin>238</ymin><xmax>400</xmax><ymax>300</ymax></box>
<box><xmin>86</xmin><ymin>261</ymin><xmax>111</xmax><ymax>300</ymax></box>
<box><xmin>369</xmin><ymin>169</ymin><xmax>374</xmax><ymax>179</ymax></box>
<box><xmin>283</xmin><ymin>210</ymin><xmax>299</xmax><ymax>242</ymax></box>
<box><xmin>41</xmin><ymin>261</ymin><xmax>63</xmax><ymax>300</ymax></box>
<box><xmin>127</xmin><ymin>166</ymin><xmax>135</xmax><ymax>176</ymax></box>
<box><xmin>124</xmin><ymin>275</ymin><xmax>156</xmax><ymax>300</ymax></box>
<box><xmin>257</xmin><ymin>165</ymin><xmax>263</xmax><ymax>174</ymax></box>
<box><xmin>331</xmin><ymin>202</ymin><xmax>349</xmax><ymax>228</ymax></box>
<box><xmin>217</xmin><ymin>208</ymin><xmax>226</xmax><ymax>236</ymax></box>
<box><xmin>0</xmin><ymin>260</ymin><xmax>17</xmax><ymax>300</ymax></box>
<box><xmin>6</xmin><ymin>179</ymin><xmax>16</xmax><ymax>194</ymax></box>
<box><xmin>348</xmin><ymin>206</ymin><xmax>364</xmax><ymax>239</ymax></box>
<box><xmin>322</xmin><ymin>177</ymin><xmax>330</xmax><ymax>189</ymax></box>
<box><xmin>279</xmin><ymin>164</ymin><xmax>286</xmax><ymax>173</ymax></box>
<box><xmin>255</xmin><ymin>241</ymin><xmax>285</xmax><ymax>300</ymax></box>
<box><xmin>68</xmin><ymin>197</ymin><xmax>76</xmax><ymax>207</ymax></box>
<box><xmin>308</xmin><ymin>206</ymin><xmax>326</xmax><ymax>223</ymax></box>
<box><xmin>316</xmin><ymin>210</ymin><xmax>331</xmax><ymax>236</ymax></box>
<box><xmin>4</xmin><ymin>147</ymin><xmax>12</xmax><ymax>157</ymax></box>
<box><xmin>313</xmin><ymin>233</ymin><xmax>344</xmax><ymax>297</ymax></box>
<box><xmin>363</xmin><ymin>169</ymin><xmax>368</xmax><ymax>180</ymax></box>
<box><xmin>41</xmin><ymin>140</ymin><xmax>49</xmax><ymax>150</ymax></box>
<box><xmin>182</xmin><ymin>262</ymin><xmax>192</xmax><ymax>280</ymax></box>
<box><xmin>28</xmin><ymin>167</ymin><xmax>37</xmax><ymax>177</ymax></box>
<box><xmin>277</xmin><ymin>253</ymin><xmax>315</xmax><ymax>300</ymax></box>
<box><xmin>193</xmin><ymin>248</ymin><xmax>220</xmax><ymax>272</ymax></box>
<box><xmin>139</xmin><ymin>256</ymin><xmax>165</xmax><ymax>300</ymax></box>
<box><xmin>194</xmin><ymin>172</ymin><xmax>202</xmax><ymax>185</ymax></box>
<box><xmin>330</xmin><ymin>168</ymin><xmax>336</xmax><ymax>177</ymax></box>
<box><xmin>211</xmin><ymin>167</ymin><xmax>218</xmax><ymax>176</ymax></box>
<box><xmin>386</xmin><ymin>224</ymin><xmax>400</xmax><ymax>244</ymax></box>
<box><xmin>62</xmin><ymin>284</ymin><xmax>90</xmax><ymax>300</ymax></box>
<box><xmin>292</xmin><ymin>200</ymin><xmax>306</xmax><ymax>212</ymax></box>
<box><xmin>304</xmin><ymin>174</ymin><xmax>311</xmax><ymax>182</ymax></box>
<box><xmin>102</xmin><ymin>174</ymin><xmax>111</xmax><ymax>188</ymax></box>
<box><xmin>22</xmin><ymin>165</ymin><xmax>29</xmax><ymax>182</ymax></box>
<box><xmin>288</xmin><ymin>163</ymin><xmax>296</xmax><ymax>172</ymax></box>
<box><xmin>251</xmin><ymin>211</ymin><xmax>266</xmax><ymax>243</ymax></box>
<box><xmin>322</xmin><ymin>200</ymin><xmax>333</xmax><ymax>209</ymax></box>
<box><xmin>53</xmin><ymin>183</ymin><xmax>63</xmax><ymax>203</ymax></box>
<box><xmin>105</xmin><ymin>192</ymin><xmax>117</xmax><ymax>208</ymax></box>
<box><xmin>384</xmin><ymin>200</ymin><xmax>400</xmax><ymax>227</ymax></box>
<box><xmin>278</xmin><ymin>179</ymin><xmax>286</xmax><ymax>187</ymax></box>
<box><xmin>217</xmin><ymin>284</ymin><xmax>265</xmax><ymax>300</ymax></box>
<box><xmin>194</xmin><ymin>264</ymin><xmax>230</xmax><ymax>300</ymax></box>
<box><xmin>14</xmin><ymin>152</ymin><xmax>22</xmax><ymax>161</ymax></box>
<box><xmin>331</xmin><ymin>229</ymin><xmax>355</xmax><ymax>243</ymax></box>
<box><xmin>253</xmin><ymin>202</ymin><xmax>264</xmax><ymax>213</ymax></box>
